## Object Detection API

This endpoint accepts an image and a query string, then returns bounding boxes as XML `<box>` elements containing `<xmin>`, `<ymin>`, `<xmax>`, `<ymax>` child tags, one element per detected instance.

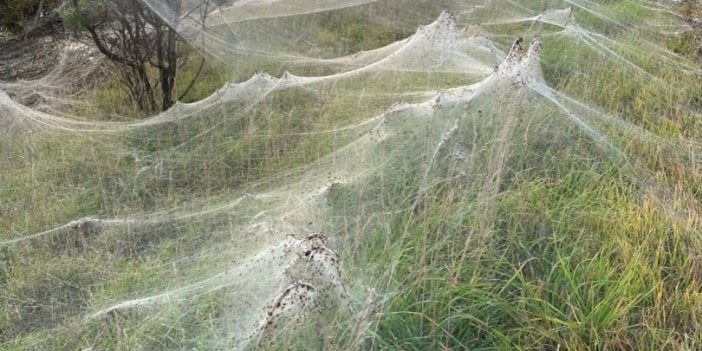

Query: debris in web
<box><xmin>245</xmin><ymin>232</ymin><xmax>349</xmax><ymax>348</ymax></box>
<box><xmin>491</xmin><ymin>36</ymin><xmax>545</xmax><ymax>88</ymax></box>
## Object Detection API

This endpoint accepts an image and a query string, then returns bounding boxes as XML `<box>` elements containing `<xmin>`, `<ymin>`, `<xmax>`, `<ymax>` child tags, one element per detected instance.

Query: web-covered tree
<box><xmin>63</xmin><ymin>0</ymin><xmax>220</xmax><ymax>112</ymax></box>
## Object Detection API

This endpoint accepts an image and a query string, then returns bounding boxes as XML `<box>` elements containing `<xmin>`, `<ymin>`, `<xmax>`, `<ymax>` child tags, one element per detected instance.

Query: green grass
<box><xmin>372</xmin><ymin>166</ymin><xmax>702</xmax><ymax>349</ymax></box>
<box><xmin>70</xmin><ymin>48</ymin><xmax>230</xmax><ymax>120</ymax></box>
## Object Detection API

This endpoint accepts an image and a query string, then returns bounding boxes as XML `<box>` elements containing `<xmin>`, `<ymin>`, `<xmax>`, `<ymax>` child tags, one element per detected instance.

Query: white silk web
<box><xmin>1</xmin><ymin>0</ymin><xmax>701</xmax><ymax>349</ymax></box>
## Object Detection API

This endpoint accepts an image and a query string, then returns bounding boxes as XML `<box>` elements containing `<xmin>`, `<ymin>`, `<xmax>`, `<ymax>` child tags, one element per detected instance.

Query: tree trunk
<box><xmin>125</xmin><ymin>64</ymin><xmax>156</xmax><ymax>112</ymax></box>
<box><xmin>160</xmin><ymin>27</ymin><xmax>177</xmax><ymax>110</ymax></box>
<box><xmin>72</xmin><ymin>0</ymin><xmax>209</xmax><ymax>113</ymax></box>
<box><xmin>160</xmin><ymin>0</ymin><xmax>181</xmax><ymax>111</ymax></box>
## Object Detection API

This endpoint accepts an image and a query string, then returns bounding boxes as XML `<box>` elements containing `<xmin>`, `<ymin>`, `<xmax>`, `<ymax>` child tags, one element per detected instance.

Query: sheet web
<box><xmin>1</xmin><ymin>0</ymin><xmax>701</xmax><ymax>349</ymax></box>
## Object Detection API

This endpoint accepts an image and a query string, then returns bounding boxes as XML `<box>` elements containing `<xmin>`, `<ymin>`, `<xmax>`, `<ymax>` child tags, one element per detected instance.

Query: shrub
<box><xmin>0</xmin><ymin>0</ymin><xmax>62</xmax><ymax>33</ymax></box>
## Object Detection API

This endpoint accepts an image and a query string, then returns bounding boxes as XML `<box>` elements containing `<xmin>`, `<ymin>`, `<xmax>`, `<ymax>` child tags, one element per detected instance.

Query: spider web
<box><xmin>1</xmin><ymin>0</ymin><xmax>701</xmax><ymax>349</ymax></box>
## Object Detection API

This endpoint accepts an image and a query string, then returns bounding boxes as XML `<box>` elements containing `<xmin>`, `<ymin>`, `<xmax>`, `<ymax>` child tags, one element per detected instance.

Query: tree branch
<box><xmin>177</xmin><ymin>0</ymin><xmax>210</xmax><ymax>102</ymax></box>
<box><xmin>87</xmin><ymin>25</ymin><xmax>135</xmax><ymax>68</ymax></box>
<box><xmin>178</xmin><ymin>55</ymin><xmax>206</xmax><ymax>101</ymax></box>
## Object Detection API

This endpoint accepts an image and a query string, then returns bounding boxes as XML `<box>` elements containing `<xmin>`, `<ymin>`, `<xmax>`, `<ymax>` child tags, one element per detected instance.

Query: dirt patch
<box><xmin>0</xmin><ymin>25</ymin><xmax>108</xmax><ymax>113</ymax></box>
<box><xmin>0</xmin><ymin>29</ymin><xmax>64</xmax><ymax>81</ymax></box>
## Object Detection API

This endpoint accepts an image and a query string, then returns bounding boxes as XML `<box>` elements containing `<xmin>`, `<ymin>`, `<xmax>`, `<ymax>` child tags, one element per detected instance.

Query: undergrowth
<box><xmin>71</xmin><ymin>48</ymin><xmax>229</xmax><ymax>120</ymax></box>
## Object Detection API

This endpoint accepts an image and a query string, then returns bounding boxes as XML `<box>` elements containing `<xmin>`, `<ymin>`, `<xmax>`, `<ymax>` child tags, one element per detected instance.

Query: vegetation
<box><xmin>0</xmin><ymin>0</ymin><xmax>62</xmax><ymax>34</ymax></box>
<box><xmin>674</xmin><ymin>0</ymin><xmax>702</xmax><ymax>60</ymax></box>
<box><xmin>2</xmin><ymin>1</ymin><xmax>702</xmax><ymax>350</ymax></box>
<box><xmin>71</xmin><ymin>48</ymin><xmax>230</xmax><ymax>120</ymax></box>
<box><xmin>62</xmin><ymin>0</ymin><xmax>223</xmax><ymax>112</ymax></box>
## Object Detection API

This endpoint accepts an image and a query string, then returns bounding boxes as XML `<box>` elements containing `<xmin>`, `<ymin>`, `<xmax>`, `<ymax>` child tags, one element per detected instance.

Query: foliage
<box><xmin>0</xmin><ymin>0</ymin><xmax>62</xmax><ymax>33</ymax></box>
<box><xmin>61</xmin><ymin>0</ymin><xmax>216</xmax><ymax>112</ymax></box>
<box><xmin>72</xmin><ymin>47</ymin><xmax>229</xmax><ymax>120</ymax></box>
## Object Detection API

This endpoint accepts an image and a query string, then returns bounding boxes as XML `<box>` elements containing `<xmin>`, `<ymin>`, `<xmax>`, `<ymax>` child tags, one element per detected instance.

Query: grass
<box><xmin>2</xmin><ymin>0</ymin><xmax>702</xmax><ymax>350</ymax></box>
<box><xmin>373</xmin><ymin>167</ymin><xmax>702</xmax><ymax>349</ymax></box>
<box><xmin>70</xmin><ymin>46</ymin><xmax>230</xmax><ymax>120</ymax></box>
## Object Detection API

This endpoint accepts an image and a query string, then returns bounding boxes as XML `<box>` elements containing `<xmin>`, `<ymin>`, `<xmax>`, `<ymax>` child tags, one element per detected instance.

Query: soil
<box><xmin>0</xmin><ymin>22</ymin><xmax>67</xmax><ymax>81</ymax></box>
<box><xmin>0</xmin><ymin>23</ymin><xmax>106</xmax><ymax>111</ymax></box>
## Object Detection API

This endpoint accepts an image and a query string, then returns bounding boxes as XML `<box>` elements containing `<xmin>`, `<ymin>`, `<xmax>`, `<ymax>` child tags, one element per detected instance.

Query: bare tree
<box><xmin>63</xmin><ymin>0</ymin><xmax>217</xmax><ymax>112</ymax></box>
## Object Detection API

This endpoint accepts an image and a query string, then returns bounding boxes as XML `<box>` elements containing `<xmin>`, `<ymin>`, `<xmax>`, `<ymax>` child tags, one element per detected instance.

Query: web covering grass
<box><xmin>1</xmin><ymin>0</ymin><xmax>702</xmax><ymax>349</ymax></box>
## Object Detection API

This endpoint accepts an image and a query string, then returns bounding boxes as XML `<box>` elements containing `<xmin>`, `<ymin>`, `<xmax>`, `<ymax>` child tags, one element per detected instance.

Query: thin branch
<box><xmin>177</xmin><ymin>0</ymin><xmax>210</xmax><ymax>102</ymax></box>
<box><xmin>178</xmin><ymin>55</ymin><xmax>206</xmax><ymax>101</ymax></box>
<box><xmin>86</xmin><ymin>25</ymin><xmax>135</xmax><ymax>68</ymax></box>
